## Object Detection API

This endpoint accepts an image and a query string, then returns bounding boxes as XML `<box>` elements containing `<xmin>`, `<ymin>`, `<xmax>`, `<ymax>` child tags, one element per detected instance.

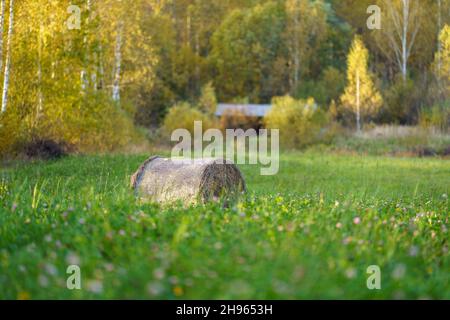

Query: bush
<box><xmin>220</xmin><ymin>109</ymin><xmax>261</xmax><ymax>131</ymax></box>
<box><xmin>39</xmin><ymin>93</ymin><xmax>147</xmax><ymax>153</ymax></box>
<box><xmin>0</xmin><ymin>92</ymin><xmax>148</xmax><ymax>158</ymax></box>
<box><xmin>382</xmin><ymin>76</ymin><xmax>422</xmax><ymax>125</ymax></box>
<box><xmin>419</xmin><ymin>103</ymin><xmax>450</xmax><ymax>132</ymax></box>
<box><xmin>0</xmin><ymin>110</ymin><xmax>22</xmax><ymax>157</ymax></box>
<box><xmin>295</xmin><ymin>67</ymin><xmax>345</xmax><ymax>106</ymax></box>
<box><xmin>23</xmin><ymin>139</ymin><xmax>68</xmax><ymax>160</ymax></box>
<box><xmin>198</xmin><ymin>82</ymin><xmax>218</xmax><ymax>116</ymax></box>
<box><xmin>264</xmin><ymin>96</ymin><xmax>329</xmax><ymax>149</ymax></box>
<box><xmin>162</xmin><ymin>102</ymin><xmax>216</xmax><ymax>137</ymax></box>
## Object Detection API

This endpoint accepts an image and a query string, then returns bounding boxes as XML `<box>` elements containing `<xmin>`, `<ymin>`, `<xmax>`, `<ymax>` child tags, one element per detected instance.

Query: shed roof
<box><xmin>215</xmin><ymin>104</ymin><xmax>272</xmax><ymax>118</ymax></box>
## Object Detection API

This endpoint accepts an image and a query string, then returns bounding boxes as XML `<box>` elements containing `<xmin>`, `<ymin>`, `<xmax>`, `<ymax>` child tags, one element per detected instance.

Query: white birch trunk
<box><xmin>195</xmin><ymin>31</ymin><xmax>200</xmax><ymax>93</ymax></box>
<box><xmin>437</xmin><ymin>0</ymin><xmax>442</xmax><ymax>82</ymax></box>
<box><xmin>98</xmin><ymin>43</ymin><xmax>104</xmax><ymax>90</ymax></box>
<box><xmin>356</xmin><ymin>70</ymin><xmax>361</xmax><ymax>133</ymax></box>
<box><xmin>37</xmin><ymin>20</ymin><xmax>43</xmax><ymax>118</ymax></box>
<box><xmin>112</xmin><ymin>22</ymin><xmax>123</xmax><ymax>103</ymax></box>
<box><xmin>80</xmin><ymin>0</ymin><xmax>92</xmax><ymax>93</ymax></box>
<box><xmin>0</xmin><ymin>0</ymin><xmax>6</xmax><ymax>75</ymax></box>
<box><xmin>384</xmin><ymin>0</ymin><xmax>419</xmax><ymax>82</ymax></box>
<box><xmin>401</xmin><ymin>0</ymin><xmax>408</xmax><ymax>80</ymax></box>
<box><xmin>91</xmin><ymin>52</ymin><xmax>97</xmax><ymax>91</ymax></box>
<box><xmin>292</xmin><ymin>0</ymin><xmax>300</xmax><ymax>93</ymax></box>
<box><xmin>1</xmin><ymin>0</ymin><xmax>14</xmax><ymax>114</ymax></box>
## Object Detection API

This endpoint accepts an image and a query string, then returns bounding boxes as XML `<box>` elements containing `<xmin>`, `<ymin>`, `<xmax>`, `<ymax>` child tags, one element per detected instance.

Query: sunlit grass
<box><xmin>0</xmin><ymin>153</ymin><xmax>449</xmax><ymax>299</ymax></box>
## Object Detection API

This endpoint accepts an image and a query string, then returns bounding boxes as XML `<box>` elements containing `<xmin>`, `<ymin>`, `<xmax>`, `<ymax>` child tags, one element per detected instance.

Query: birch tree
<box><xmin>0</xmin><ymin>0</ymin><xmax>6</xmax><ymax>75</ymax></box>
<box><xmin>435</xmin><ymin>0</ymin><xmax>450</xmax><ymax>85</ymax></box>
<box><xmin>112</xmin><ymin>20</ymin><xmax>123</xmax><ymax>103</ymax></box>
<box><xmin>438</xmin><ymin>0</ymin><xmax>442</xmax><ymax>80</ymax></box>
<box><xmin>80</xmin><ymin>0</ymin><xmax>92</xmax><ymax>93</ymax></box>
<box><xmin>379</xmin><ymin>0</ymin><xmax>421</xmax><ymax>81</ymax></box>
<box><xmin>284</xmin><ymin>0</ymin><xmax>327</xmax><ymax>93</ymax></box>
<box><xmin>1</xmin><ymin>0</ymin><xmax>14</xmax><ymax>114</ymax></box>
<box><xmin>340</xmin><ymin>36</ymin><xmax>383</xmax><ymax>132</ymax></box>
<box><xmin>37</xmin><ymin>18</ymin><xmax>43</xmax><ymax>117</ymax></box>
<box><xmin>432</xmin><ymin>25</ymin><xmax>450</xmax><ymax>99</ymax></box>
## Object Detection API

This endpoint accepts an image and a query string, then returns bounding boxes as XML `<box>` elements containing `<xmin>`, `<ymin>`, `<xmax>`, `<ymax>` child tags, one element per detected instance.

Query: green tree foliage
<box><xmin>198</xmin><ymin>82</ymin><xmax>218</xmax><ymax>116</ymax></box>
<box><xmin>383</xmin><ymin>75</ymin><xmax>422</xmax><ymax>125</ymax></box>
<box><xmin>1</xmin><ymin>0</ymin><xmax>449</xmax><ymax>157</ymax></box>
<box><xmin>211</xmin><ymin>2</ymin><xmax>286</xmax><ymax>103</ymax></box>
<box><xmin>0</xmin><ymin>0</ymin><xmax>157</xmax><ymax>155</ymax></box>
<box><xmin>284</xmin><ymin>0</ymin><xmax>327</xmax><ymax>93</ymax></box>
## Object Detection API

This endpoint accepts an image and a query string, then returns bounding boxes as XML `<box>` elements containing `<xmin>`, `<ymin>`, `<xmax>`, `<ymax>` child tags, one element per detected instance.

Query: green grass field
<box><xmin>0</xmin><ymin>152</ymin><xmax>449</xmax><ymax>299</ymax></box>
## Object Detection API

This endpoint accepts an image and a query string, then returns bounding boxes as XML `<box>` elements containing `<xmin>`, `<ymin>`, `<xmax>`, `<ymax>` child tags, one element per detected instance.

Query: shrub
<box><xmin>0</xmin><ymin>110</ymin><xmax>22</xmax><ymax>157</ymax></box>
<box><xmin>419</xmin><ymin>103</ymin><xmax>450</xmax><ymax>132</ymax></box>
<box><xmin>382</xmin><ymin>76</ymin><xmax>422</xmax><ymax>125</ymax></box>
<box><xmin>295</xmin><ymin>67</ymin><xmax>345</xmax><ymax>106</ymax></box>
<box><xmin>198</xmin><ymin>82</ymin><xmax>218</xmax><ymax>116</ymax></box>
<box><xmin>220</xmin><ymin>109</ymin><xmax>261</xmax><ymax>131</ymax></box>
<box><xmin>1</xmin><ymin>92</ymin><xmax>147</xmax><ymax>158</ymax></box>
<box><xmin>23</xmin><ymin>139</ymin><xmax>67</xmax><ymax>160</ymax></box>
<box><xmin>162</xmin><ymin>102</ymin><xmax>215</xmax><ymax>137</ymax></box>
<box><xmin>264</xmin><ymin>96</ymin><xmax>329</xmax><ymax>149</ymax></box>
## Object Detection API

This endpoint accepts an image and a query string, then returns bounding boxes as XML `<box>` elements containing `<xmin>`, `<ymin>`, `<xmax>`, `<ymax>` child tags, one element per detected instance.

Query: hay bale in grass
<box><xmin>131</xmin><ymin>156</ymin><xmax>246</xmax><ymax>205</ymax></box>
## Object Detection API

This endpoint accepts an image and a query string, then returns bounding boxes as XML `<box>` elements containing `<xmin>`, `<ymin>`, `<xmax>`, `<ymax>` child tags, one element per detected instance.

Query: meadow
<box><xmin>0</xmin><ymin>152</ymin><xmax>449</xmax><ymax>299</ymax></box>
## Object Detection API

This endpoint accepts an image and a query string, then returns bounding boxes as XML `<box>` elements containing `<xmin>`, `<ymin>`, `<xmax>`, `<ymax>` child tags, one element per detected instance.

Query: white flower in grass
<box><xmin>66</xmin><ymin>252</ymin><xmax>80</xmax><ymax>265</ymax></box>
<box><xmin>104</xmin><ymin>263</ymin><xmax>115</xmax><ymax>272</ymax></box>
<box><xmin>44</xmin><ymin>264</ymin><xmax>58</xmax><ymax>276</ymax></box>
<box><xmin>345</xmin><ymin>268</ymin><xmax>357</xmax><ymax>279</ymax></box>
<box><xmin>409</xmin><ymin>246</ymin><xmax>419</xmax><ymax>257</ymax></box>
<box><xmin>87</xmin><ymin>280</ymin><xmax>103</xmax><ymax>294</ymax></box>
<box><xmin>38</xmin><ymin>275</ymin><xmax>49</xmax><ymax>287</ymax></box>
<box><xmin>147</xmin><ymin>281</ymin><xmax>164</xmax><ymax>297</ymax></box>
<box><xmin>185</xmin><ymin>278</ymin><xmax>194</xmax><ymax>287</ymax></box>
<box><xmin>393</xmin><ymin>290</ymin><xmax>405</xmax><ymax>300</ymax></box>
<box><xmin>392</xmin><ymin>264</ymin><xmax>406</xmax><ymax>280</ymax></box>
<box><xmin>169</xmin><ymin>276</ymin><xmax>179</xmax><ymax>285</ymax></box>
<box><xmin>153</xmin><ymin>268</ymin><xmax>165</xmax><ymax>280</ymax></box>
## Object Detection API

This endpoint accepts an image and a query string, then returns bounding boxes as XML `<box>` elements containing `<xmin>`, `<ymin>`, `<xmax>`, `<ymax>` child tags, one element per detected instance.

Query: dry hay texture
<box><xmin>131</xmin><ymin>156</ymin><xmax>246</xmax><ymax>205</ymax></box>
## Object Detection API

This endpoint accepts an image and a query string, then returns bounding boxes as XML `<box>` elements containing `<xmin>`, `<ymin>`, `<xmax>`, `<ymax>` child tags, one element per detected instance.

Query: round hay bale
<box><xmin>130</xmin><ymin>156</ymin><xmax>246</xmax><ymax>205</ymax></box>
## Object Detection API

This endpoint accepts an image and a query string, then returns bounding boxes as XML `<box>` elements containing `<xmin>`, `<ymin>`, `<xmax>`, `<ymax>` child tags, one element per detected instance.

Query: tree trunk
<box><xmin>91</xmin><ymin>52</ymin><xmax>98</xmax><ymax>91</ymax></box>
<box><xmin>401</xmin><ymin>0</ymin><xmax>408</xmax><ymax>81</ymax></box>
<box><xmin>112</xmin><ymin>21</ymin><xmax>123</xmax><ymax>103</ymax></box>
<box><xmin>356</xmin><ymin>70</ymin><xmax>361</xmax><ymax>133</ymax></box>
<box><xmin>437</xmin><ymin>0</ymin><xmax>442</xmax><ymax>82</ymax></box>
<box><xmin>98</xmin><ymin>44</ymin><xmax>104</xmax><ymax>90</ymax></box>
<box><xmin>0</xmin><ymin>0</ymin><xmax>6</xmax><ymax>75</ymax></box>
<box><xmin>292</xmin><ymin>0</ymin><xmax>300</xmax><ymax>93</ymax></box>
<box><xmin>1</xmin><ymin>0</ymin><xmax>14</xmax><ymax>114</ymax></box>
<box><xmin>80</xmin><ymin>0</ymin><xmax>92</xmax><ymax>93</ymax></box>
<box><xmin>37</xmin><ymin>19</ymin><xmax>43</xmax><ymax>119</ymax></box>
<box><xmin>384</xmin><ymin>0</ymin><xmax>419</xmax><ymax>83</ymax></box>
